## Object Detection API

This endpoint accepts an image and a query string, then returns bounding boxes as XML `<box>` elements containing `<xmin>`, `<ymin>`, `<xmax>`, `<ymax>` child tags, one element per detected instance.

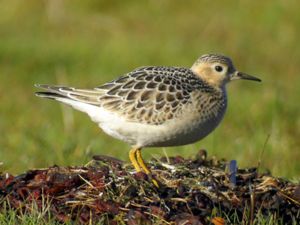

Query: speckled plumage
<box><xmin>35</xmin><ymin>53</ymin><xmax>261</xmax><ymax>179</ymax></box>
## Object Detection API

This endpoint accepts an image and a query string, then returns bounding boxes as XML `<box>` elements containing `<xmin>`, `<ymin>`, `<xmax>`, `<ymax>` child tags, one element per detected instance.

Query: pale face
<box><xmin>191</xmin><ymin>61</ymin><xmax>233</xmax><ymax>87</ymax></box>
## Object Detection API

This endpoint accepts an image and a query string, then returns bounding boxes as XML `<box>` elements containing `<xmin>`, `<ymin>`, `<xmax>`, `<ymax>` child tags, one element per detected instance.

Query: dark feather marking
<box><xmin>102</xmin><ymin>100</ymin><xmax>121</xmax><ymax>109</ymax></box>
<box><xmin>146</xmin><ymin>82</ymin><xmax>157</xmax><ymax>89</ymax></box>
<box><xmin>136</xmin><ymin>101</ymin><xmax>144</xmax><ymax>109</ymax></box>
<box><xmin>166</xmin><ymin>94</ymin><xmax>175</xmax><ymax>102</ymax></box>
<box><xmin>158</xmin><ymin>83</ymin><xmax>167</xmax><ymax>91</ymax></box>
<box><xmin>145</xmin><ymin>75</ymin><xmax>153</xmax><ymax>81</ymax></box>
<box><xmin>176</xmin><ymin>85</ymin><xmax>182</xmax><ymax>90</ymax></box>
<box><xmin>130</xmin><ymin>71</ymin><xmax>146</xmax><ymax>78</ymax></box>
<box><xmin>168</xmin><ymin>86</ymin><xmax>176</xmax><ymax>92</ymax></box>
<box><xmin>99</xmin><ymin>95</ymin><xmax>117</xmax><ymax>101</ymax></box>
<box><xmin>122</xmin><ymin>80</ymin><xmax>135</xmax><ymax>89</ymax></box>
<box><xmin>135</xmin><ymin>74</ymin><xmax>147</xmax><ymax>80</ymax></box>
<box><xmin>140</xmin><ymin>91</ymin><xmax>152</xmax><ymax>102</ymax></box>
<box><xmin>155</xmin><ymin>101</ymin><xmax>165</xmax><ymax>110</ymax></box>
<box><xmin>133</xmin><ymin>82</ymin><xmax>146</xmax><ymax>90</ymax></box>
<box><xmin>163</xmin><ymin>79</ymin><xmax>171</xmax><ymax>85</ymax></box>
<box><xmin>166</xmin><ymin>113</ymin><xmax>173</xmax><ymax>120</ymax></box>
<box><xmin>171</xmin><ymin>101</ymin><xmax>179</xmax><ymax>108</ymax></box>
<box><xmin>138</xmin><ymin>109</ymin><xmax>146</xmax><ymax>118</ymax></box>
<box><xmin>96</xmin><ymin>83</ymin><xmax>115</xmax><ymax>90</ymax></box>
<box><xmin>164</xmin><ymin>106</ymin><xmax>171</xmax><ymax>113</ymax></box>
<box><xmin>175</xmin><ymin>92</ymin><xmax>184</xmax><ymax>100</ymax></box>
<box><xmin>154</xmin><ymin>76</ymin><xmax>162</xmax><ymax>82</ymax></box>
<box><xmin>114</xmin><ymin>76</ymin><xmax>129</xmax><ymax>83</ymax></box>
<box><xmin>35</xmin><ymin>92</ymin><xmax>66</xmax><ymax>99</ymax></box>
<box><xmin>156</xmin><ymin>93</ymin><xmax>164</xmax><ymax>102</ymax></box>
<box><xmin>126</xmin><ymin>91</ymin><xmax>138</xmax><ymax>100</ymax></box>
<box><xmin>107</xmin><ymin>85</ymin><xmax>122</xmax><ymax>95</ymax></box>
<box><xmin>117</xmin><ymin>90</ymin><xmax>129</xmax><ymax>97</ymax></box>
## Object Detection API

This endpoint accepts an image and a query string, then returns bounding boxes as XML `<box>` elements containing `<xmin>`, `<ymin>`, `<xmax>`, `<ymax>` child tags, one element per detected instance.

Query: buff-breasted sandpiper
<box><xmin>35</xmin><ymin>54</ymin><xmax>261</xmax><ymax>186</ymax></box>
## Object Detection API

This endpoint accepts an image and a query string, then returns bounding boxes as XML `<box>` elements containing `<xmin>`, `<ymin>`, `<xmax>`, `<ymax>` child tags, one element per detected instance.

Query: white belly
<box><xmin>99</xmin><ymin>110</ymin><xmax>225</xmax><ymax>148</ymax></box>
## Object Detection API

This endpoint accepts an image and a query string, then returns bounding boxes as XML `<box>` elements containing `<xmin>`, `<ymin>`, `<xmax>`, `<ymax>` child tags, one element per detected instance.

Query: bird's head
<box><xmin>191</xmin><ymin>54</ymin><xmax>261</xmax><ymax>88</ymax></box>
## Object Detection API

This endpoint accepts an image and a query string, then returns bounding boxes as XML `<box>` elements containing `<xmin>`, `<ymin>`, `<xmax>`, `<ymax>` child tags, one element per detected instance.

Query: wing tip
<box><xmin>35</xmin><ymin>91</ymin><xmax>67</xmax><ymax>100</ymax></box>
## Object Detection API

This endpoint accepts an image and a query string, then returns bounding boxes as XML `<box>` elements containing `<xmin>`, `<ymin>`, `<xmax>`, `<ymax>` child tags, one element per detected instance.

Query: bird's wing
<box><xmin>36</xmin><ymin>66</ymin><xmax>213</xmax><ymax>125</ymax></box>
<box><xmin>95</xmin><ymin>66</ymin><xmax>214</xmax><ymax>125</ymax></box>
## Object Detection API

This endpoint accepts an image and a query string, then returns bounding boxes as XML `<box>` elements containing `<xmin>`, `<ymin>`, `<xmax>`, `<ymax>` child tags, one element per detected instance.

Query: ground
<box><xmin>1</xmin><ymin>151</ymin><xmax>299</xmax><ymax>224</ymax></box>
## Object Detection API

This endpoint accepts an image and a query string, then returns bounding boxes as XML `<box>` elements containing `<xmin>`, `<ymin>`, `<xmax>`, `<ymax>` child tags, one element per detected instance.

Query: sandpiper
<box><xmin>36</xmin><ymin>54</ymin><xmax>261</xmax><ymax>186</ymax></box>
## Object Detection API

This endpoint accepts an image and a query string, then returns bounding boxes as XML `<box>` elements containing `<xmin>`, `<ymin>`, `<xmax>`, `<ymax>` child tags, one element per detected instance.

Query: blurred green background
<box><xmin>0</xmin><ymin>0</ymin><xmax>299</xmax><ymax>179</ymax></box>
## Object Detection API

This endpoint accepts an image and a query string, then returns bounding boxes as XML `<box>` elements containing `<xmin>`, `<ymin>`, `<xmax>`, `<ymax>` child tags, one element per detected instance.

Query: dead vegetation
<box><xmin>0</xmin><ymin>150</ymin><xmax>299</xmax><ymax>224</ymax></box>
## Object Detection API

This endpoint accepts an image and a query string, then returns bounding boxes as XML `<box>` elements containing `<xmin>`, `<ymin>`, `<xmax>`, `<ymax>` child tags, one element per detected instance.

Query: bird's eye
<box><xmin>215</xmin><ymin>65</ymin><xmax>223</xmax><ymax>72</ymax></box>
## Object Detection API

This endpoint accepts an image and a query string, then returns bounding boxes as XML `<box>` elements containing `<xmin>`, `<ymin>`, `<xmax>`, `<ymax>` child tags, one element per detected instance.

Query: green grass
<box><xmin>0</xmin><ymin>202</ymin><xmax>298</xmax><ymax>225</ymax></box>
<box><xmin>1</xmin><ymin>0</ymin><xmax>300</xmax><ymax>178</ymax></box>
<box><xmin>0</xmin><ymin>0</ymin><xmax>300</xmax><ymax>222</ymax></box>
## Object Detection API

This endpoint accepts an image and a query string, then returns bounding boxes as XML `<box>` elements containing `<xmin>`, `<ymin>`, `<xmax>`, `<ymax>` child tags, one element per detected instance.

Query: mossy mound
<box><xmin>1</xmin><ymin>150</ymin><xmax>299</xmax><ymax>224</ymax></box>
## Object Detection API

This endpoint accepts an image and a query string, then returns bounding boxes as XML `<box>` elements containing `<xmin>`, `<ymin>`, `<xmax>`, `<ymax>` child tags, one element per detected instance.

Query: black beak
<box><xmin>232</xmin><ymin>71</ymin><xmax>261</xmax><ymax>82</ymax></box>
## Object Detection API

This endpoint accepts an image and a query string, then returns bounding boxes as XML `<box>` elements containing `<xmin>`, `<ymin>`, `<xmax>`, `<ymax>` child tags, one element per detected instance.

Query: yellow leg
<box><xmin>136</xmin><ymin>149</ymin><xmax>159</xmax><ymax>188</ymax></box>
<box><xmin>136</xmin><ymin>149</ymin><xmax>151</xmax><ymax>174</ymax></box>
<box><xmin>129</xmin><ymin>148</ymin><xmax>141</xmax><ymax>172</ymax></box>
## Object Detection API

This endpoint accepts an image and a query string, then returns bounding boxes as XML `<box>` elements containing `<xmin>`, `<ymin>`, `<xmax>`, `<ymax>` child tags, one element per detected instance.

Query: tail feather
<box><xmin>35</xmin><ymin>84</ymin><xmax>105</xmax><ymax>105</ymax></box>
<box><xmin>34</xmin><ymin>84</ymin><xmax>130</xmax><ymax>126</ymax></box>
<box><xmin>35</xmin><ymin>91</ymin><xmax>68</xmax><ymax>100</ymax></box>
<box><xmin>35</xmin><ymin>84</ymin><xmax>104</xmax><ymax>119</ymax></box>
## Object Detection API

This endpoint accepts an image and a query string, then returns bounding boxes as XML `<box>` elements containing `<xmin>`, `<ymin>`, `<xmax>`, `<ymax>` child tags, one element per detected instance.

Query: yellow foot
<box><xmin>129</xmin><ymin>148</ymin><xmax>141</xmax><ymax>172</ymax></box>
<box><xmin>136</xmin><ymin>148</ymin><xmax>151</xmax><ymax>174</ymax></box>
<box><xmin>129</xmin><ymin>147</ymin><xmax>160</xmax><ymax>188</ymax></box>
